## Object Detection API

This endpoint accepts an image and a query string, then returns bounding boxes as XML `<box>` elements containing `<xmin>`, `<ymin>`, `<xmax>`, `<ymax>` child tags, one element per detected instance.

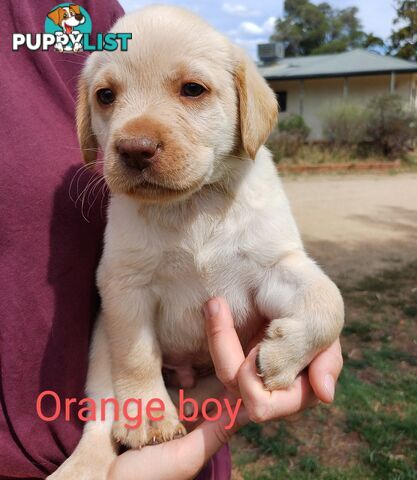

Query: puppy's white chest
<box><xmin>153</xmin><ymin>240</ymin><xmax>254</xmax><ymax>354</ymax></box>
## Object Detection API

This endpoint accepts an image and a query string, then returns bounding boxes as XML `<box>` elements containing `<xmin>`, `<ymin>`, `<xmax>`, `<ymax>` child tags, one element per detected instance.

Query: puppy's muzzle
<box><xmin>116</xmin><ymin>137</ymin><xmax>161</xmax><ymax>171</ymax></box>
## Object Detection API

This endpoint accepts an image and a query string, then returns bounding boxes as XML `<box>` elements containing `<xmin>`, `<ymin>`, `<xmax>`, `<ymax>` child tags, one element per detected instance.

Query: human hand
<box><xmin>108</xmin><ymin>297</ymin><xmax>343</xmax><ymax>479</ymax></box>
<box><xmin>107</xmin><ymin>402</ymin><xmax>239</xmax><ymax>480</ymax></box>
<box><xmin>204</xmin><ymin>297</ymin><xmax>343</xmax><ymax>423</ymax></box>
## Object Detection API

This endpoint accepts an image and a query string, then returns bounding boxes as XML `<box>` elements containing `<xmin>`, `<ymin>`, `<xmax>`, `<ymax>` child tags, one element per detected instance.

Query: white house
<box><xmin>258</xmin><ymin>48</ymin><xmax>417</xmax><ymax>139</ymax></box>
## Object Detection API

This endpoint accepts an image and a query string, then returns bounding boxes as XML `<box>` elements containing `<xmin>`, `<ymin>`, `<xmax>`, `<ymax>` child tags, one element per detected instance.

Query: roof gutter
<box><xmin>262</xmin><ymin>69</ymin><xmax>417</xmax><ymax>81</ymax></box>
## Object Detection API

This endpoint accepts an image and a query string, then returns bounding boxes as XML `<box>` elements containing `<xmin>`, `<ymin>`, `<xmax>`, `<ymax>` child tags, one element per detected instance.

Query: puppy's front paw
<box><xmin>112</xmin><ymin>406</ymin><xmax>186</xmax><ymax>448</ymax></box>
<box><xmin>257</xmin><ymin>318</ymin><xmax>312</xmax><ymax>390</ymax></box>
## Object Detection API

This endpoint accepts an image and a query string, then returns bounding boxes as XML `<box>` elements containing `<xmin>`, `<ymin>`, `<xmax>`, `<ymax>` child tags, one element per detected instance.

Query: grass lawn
<box><xmin>231</xmin><ymin>262</ymin><xmax>417</xmax><ymax>480</ymax></box>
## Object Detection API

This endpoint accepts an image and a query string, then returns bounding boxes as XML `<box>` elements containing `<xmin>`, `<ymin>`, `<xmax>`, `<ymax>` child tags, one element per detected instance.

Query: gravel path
<box><xmin>282</xmin><ymin>173</ymin><xmax>417</xmax><ymax>282</ymax></box>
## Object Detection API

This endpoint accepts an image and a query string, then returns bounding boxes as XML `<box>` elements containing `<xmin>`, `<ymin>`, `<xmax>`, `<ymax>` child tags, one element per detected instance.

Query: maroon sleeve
<box><xmin>0</xmin><ymin>1</ymin><xmax>123</xmax><ymax>478</ymax></box>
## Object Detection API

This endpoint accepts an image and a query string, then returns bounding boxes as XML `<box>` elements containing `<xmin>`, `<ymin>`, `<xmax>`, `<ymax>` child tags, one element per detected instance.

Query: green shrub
<box><xmin>322</xmin><ymin>102</ymin><xmax>368</xmax><ymax>145</ymax></box>
<box><xmin>278</xmin><ymin>114</ymin><xmax>311</xmax><ymax>140</ymax></box>
<box><xmin>322</xmin><ymin>95</ymin><xmax>417</xmax><ymax>158</ymax></box>
<box><xmin>365</xmin><ymin>94</ymin><xmax>417</xmax><ymax>157</ymax></box>
<box><xmin>267</xmin><ymin>114</ymin><xmax>311</xmax><ymax>161</ymax></box>
<box><xmin>267</xmin><ymin>130</ymin><xmax>305</xmax><ymax>161</ymax></box>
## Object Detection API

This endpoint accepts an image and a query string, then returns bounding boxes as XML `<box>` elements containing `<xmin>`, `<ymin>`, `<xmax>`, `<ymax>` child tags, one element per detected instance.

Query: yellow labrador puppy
<box><xmin>49</xmin><ymin>5</ymin><xmax>343</xmax><ymax>478</ymax></box>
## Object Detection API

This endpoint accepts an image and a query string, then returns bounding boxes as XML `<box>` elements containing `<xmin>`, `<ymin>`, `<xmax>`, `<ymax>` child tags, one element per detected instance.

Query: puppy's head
<box><xmin>48</xmin><ymin>5</ymin><xmax>84</xmax><ymax>31</ymax></box>
<box><xmin>77</xmin><ymin>6</ymin><xmax>277</xmax><ymax>203</ymax></box>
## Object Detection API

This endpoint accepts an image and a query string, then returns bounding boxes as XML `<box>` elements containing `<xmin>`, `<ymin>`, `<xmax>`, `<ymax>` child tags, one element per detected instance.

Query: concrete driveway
<box><xmin>282</xmin><ymin>173</ymin><xmax>417</xmax><ymax>282</ymax></box>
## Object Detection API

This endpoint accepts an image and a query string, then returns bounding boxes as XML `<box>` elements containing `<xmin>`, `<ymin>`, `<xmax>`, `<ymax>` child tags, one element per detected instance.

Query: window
<box><xmin>276</xmin><ymin>91</ymin><xmax>287</xmax><ymax>112</ymax></box>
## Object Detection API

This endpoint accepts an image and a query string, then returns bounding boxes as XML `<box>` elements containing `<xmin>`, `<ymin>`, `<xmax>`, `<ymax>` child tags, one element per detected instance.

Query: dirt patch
<box><xmin>282</xmin><ymin>172</ymin><xmax>417</xmax><ymax>283</ymax></box>
<box><xmin>287</xmin><ymin>407</ymin><xmax>364</xmax><ymax>469</ymax></box>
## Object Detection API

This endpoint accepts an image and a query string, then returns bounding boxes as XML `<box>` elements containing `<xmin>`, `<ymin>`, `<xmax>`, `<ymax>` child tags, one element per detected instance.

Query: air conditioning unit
<box><xmin>257</xmin><ymin>42</ymin><xmax>285</xmax><ymax>64</ymax></box>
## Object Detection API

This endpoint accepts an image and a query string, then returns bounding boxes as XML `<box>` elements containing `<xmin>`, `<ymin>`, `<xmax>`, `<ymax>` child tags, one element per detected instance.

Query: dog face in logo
<box><xmin>47</xmin><ymin>4</ymin><xmax>85</xmax><ymax>35</ymax></box>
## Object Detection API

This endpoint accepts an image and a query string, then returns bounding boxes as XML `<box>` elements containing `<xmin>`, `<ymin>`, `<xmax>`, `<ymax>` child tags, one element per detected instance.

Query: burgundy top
<box><xmin>0</xmin><ymin>1</ymin><xmax>230</xmax><ymax>478</ymax></box>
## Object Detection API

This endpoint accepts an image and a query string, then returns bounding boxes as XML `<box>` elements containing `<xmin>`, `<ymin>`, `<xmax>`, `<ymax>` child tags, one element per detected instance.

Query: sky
<box><xmin>118</xmin><ymin>0</ymin><xmax>397</xmax><ymax>58</ymax></box>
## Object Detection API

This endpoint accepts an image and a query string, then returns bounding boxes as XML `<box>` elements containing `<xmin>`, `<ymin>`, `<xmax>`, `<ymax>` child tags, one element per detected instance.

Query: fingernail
<box><xmin>324</xmin><ymin>374</ymin><xmax>335</xmax><ymax>401</ymax></box>
<box><xmin>204</xmin><ymin>299</ymin><xmax>220</xmax><ymax>319</ymax></box>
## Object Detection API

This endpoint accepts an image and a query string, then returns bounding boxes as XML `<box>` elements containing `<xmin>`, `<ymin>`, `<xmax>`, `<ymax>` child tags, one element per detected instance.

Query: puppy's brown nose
<box><xmin>117</xmin><ymin>137</ymin><xmax>160</xmax><ymax>171</ymax></box>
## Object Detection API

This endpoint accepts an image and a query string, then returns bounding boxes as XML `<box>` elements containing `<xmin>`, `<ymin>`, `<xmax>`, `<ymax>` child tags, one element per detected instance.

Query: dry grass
<box><xmin>274</xmin><ymin>144</ymin><xmax>417</xmax><ymax>166</ymax></box>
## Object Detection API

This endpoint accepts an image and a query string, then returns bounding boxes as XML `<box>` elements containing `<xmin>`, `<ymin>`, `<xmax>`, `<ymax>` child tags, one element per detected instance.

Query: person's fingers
<box><xmin>237</xmin><ymin>347</ymin><xmax>269</xmax><ymax>406</ymax></box>
<box><xmin>238</xmin><ymin>349</ymin><xmax>317</xmax><ymax>422</ymax></box>
<box><xmin>176</xmin><ymin>408</ymin><xmax>244</xmax><ymax>477</ymax></box>
<box><xmin>204</xmin><ymin>297</ymin><xmax>245</xmax><ymax>396</ymax></box>
<box><xmin>108</xmin><ymin>442</ymin><xmax>179</xmax><ymax>480</ymax></box>
<box><xmin>308</xmin><ymin>339</ymin><xmax>343</xmax><ymax>403</ymax></box>
<box><xmin>108</xmin><ymin>410</ymin><xmax>245</xmax><ymax>480</ymax></box>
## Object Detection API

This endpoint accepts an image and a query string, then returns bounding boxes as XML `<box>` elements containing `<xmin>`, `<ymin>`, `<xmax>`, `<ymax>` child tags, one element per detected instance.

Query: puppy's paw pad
<box><xmin>257</xmin><ymin>318</ymin><xmax>309</xmax><ymax>391</ymax></box>
<box><xmin>112</xmin><ymin>415</ymin><xmax>185</xmax><ymax>448</ymax></box>
<box><xmin>256</xmin><ymin>352</ymin><xmax>299</xmax><ymax>390</ymax></box>
<box><xmin>112</xmin><ymin>420</ymin><xmax>148</xmax><ymax>449</ymax></box>
<box><xmin>148</xmin><ymin>420</ymin><xmax>186</xmax><ymax>445</ymax></box>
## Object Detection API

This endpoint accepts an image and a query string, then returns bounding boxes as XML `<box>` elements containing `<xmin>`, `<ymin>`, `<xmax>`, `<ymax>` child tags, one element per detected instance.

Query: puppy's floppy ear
<box><xmin>47</xmin><ymin>8</ymin><xmax>63</xmax><ymax>25</ymax></box>
<box><xmin>76</xmin><ymin>75</ymin><xmax>97</xmax><ymax>165</ymax></box>
<box><xmin>70</xmin><ymin>5</ymin><xmax>81</xmax><ymax>15</ymax></box>
<box><xmin>234</xmin><ymin>49</ymin><xmax>278</xmax><ymax>160</ymax></box>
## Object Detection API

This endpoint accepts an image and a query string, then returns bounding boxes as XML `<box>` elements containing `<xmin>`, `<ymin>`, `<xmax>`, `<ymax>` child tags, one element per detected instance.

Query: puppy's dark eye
<box><xmin>97</xmin><ymin>88</ymin><xmax>115</xmax><ymax>105</ymax></box>
<box><xmin>181</xmin><ymin>83</ymin><xmax>206</xmax><ymax>97</ymax></box>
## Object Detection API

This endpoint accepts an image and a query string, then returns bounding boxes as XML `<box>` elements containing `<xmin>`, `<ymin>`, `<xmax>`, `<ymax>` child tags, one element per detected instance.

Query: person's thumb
<box><xmin>177</xmin><ymin>408</ymin><xmax>245</xmax><ymax>479</ymax></box>
<box><xmin>308</xmin><ymin>340</ymin><xmax>343</xmax><ymax>403</ymax></box>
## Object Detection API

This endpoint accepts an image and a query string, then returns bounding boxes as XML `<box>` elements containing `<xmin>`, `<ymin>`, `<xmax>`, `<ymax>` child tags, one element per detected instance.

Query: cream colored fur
<box><xmin>48</xmin><ymin>6</ymin><xmax>344</xmax><ymax>479</ymax></box>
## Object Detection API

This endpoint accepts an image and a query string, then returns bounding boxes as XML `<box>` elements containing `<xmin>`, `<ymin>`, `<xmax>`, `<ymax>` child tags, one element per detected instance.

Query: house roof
<box><xmin>258</xmin><ymin>49</ymin><xmax>417</xmax><ymax>81</ymax></box>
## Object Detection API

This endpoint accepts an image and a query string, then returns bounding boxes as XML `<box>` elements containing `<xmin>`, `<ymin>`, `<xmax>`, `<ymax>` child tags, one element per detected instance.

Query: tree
<box><xmin>389</xmin><ymin>0</ymin><xmax>417</xmax><ymax>61</ymax></box>
<box><xmin>362</xmin><ymin>33</ymin><xmax>386</xmax><ymax>51</ymax></box>
<box><xmin>271</xmin><ymin>0</ymin><xmax>385</xmax><ymax>56</ymax></box>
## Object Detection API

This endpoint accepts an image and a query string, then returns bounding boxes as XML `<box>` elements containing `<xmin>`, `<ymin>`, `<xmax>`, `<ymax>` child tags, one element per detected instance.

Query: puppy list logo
<box><xmin>12</xmin><ymin>3</ymin><xmax>132</xmax><ymax>53</ymax></box>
